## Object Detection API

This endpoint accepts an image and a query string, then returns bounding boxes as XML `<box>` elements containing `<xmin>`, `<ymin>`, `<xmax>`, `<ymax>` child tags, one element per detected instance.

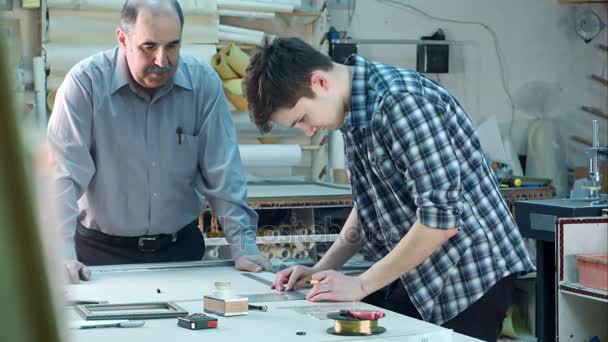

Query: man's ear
<box><xmin>310</xmin><ymin>70</ymin><xmax>329</xmax><ymax>92</ymax></box>
<box><xmin>116</xmin><ymin>28</ymin><xmax>127</xmax><ymax>51</ymax></box>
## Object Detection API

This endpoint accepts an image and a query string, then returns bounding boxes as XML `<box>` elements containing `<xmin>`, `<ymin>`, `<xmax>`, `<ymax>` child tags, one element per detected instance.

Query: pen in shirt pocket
<box><xmin>176</xmin><ymin>126</ymin><xmax>182</xmax><ymax>145</ymax></box>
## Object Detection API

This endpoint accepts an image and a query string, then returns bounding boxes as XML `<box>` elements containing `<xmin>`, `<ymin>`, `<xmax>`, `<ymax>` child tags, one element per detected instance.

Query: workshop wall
<box><xmin>329</xmin><ymin>0</ymin><xmax>608</xmax><ymax>194</ymax></box>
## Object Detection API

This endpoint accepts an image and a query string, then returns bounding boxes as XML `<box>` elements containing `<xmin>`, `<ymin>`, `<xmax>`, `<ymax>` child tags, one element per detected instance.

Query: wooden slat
<box><xmin>571</xmin><ymin>136</ymin><xmax>593</xmax><ymax>146</ymax></box>
<box><xmin>591</xmin><ymin>74</ymin><xmax>608</xmax><ymax>87</ymax></box>
<box><xmin>582</xmin><ymin>106</ymin><xmax>608</xmax><ymax>120</ymax></box>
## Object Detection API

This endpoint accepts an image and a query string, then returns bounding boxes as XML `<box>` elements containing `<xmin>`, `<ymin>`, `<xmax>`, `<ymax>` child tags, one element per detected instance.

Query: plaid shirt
<box><xmin>340</xmin><ymin>56</ymin><xmax>535</xmax><ymax>325</ymax></box>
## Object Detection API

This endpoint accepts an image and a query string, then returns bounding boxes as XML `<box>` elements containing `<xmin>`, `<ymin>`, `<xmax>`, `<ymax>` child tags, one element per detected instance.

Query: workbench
<box><xmin>64</xmin><ymin>261</ymin><xmax>482</xmax><ymax>341</ymax></box>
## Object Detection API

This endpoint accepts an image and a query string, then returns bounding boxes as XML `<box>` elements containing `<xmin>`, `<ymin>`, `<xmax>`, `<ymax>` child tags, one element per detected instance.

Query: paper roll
<box><xmin>226</xmin><ymin>44</ymin><xmax>250</xmax><ymax>77</ymax></box>
<box><xmin>219</xmin><ymin>25</ymin><xmax>265</xmax><ymax>42</ymax></box>
<box><xmin>222</xmin><ymin>79</ymin><xmax>248</xmax><ymax>112</ymax></box>
<box><xmin>48</xmin><ymin>0</ymin><xmax>217</xmax><ymax>15</ymax></box>
<box><xmin>219</xmin><ymin>31</ymin><xmax>263</xmax><ymax>46</ymax></box>
<box><xmin>239</xmin><ymin>144</ymin><xmax>302</xmax><ymax>167</ymax></box>
<box><xmin>329</xmin><ymin>131</ymin><xmax>345</xmax><ymax>170</ymax></box>
<box><xmin>218</xmin><ymin>0</ymin><xmax>294</xmax><ymax>13</ymax></box>
<box><xmin>205</xmin><ymin>247</ymin><xmax>220</xmax><ymax>260</ymax></box>
<box><xmin>211</xmin><ymin>52</ymin><xmax>239</xmax><ymax>80</ymax></box>
<box><xmin>49</xmin><ymin>9</ymin><xmax>219</xmax><ymax>45</ymax></box>
<box><xmin>33</xmin><ymin>56</ymin><xmax>47</xmax><ymax>127</ymax></box>
<box><xmin>47</xmin><ymin>89</ymin><xmax>58</xmax><ymax>112</ymax></box>
<box><xmin>218</xmin><ymin>9</ymin><xmax>275</xmax><ymax>19</ymax></box>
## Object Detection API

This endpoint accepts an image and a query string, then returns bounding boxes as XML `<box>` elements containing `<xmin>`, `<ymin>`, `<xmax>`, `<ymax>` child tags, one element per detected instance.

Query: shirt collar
<box><xmin>111</xmin><ymin>47</ymin><xmax>193</xmax><ymax>95</ymax></box>
<box><xmin>340</xmin><ymin>54</ymin><xmax>370</xmax><ymax>133</ymax></box>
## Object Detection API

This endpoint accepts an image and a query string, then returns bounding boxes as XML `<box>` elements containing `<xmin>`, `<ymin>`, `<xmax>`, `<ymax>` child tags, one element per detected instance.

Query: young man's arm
<box><xmin>275</xmin><ymin>207</ymin><xmax>362</xmax><ymax>290</ymax></box>
<box><xmin>308</xmin><ymin>92</ymin><xmax>462</xmax><ymax>301</ymax></box>
<box><xmin>307</xmin><ymin>221</ymin><xmax>457</xmax><ymax>301</ymax></box>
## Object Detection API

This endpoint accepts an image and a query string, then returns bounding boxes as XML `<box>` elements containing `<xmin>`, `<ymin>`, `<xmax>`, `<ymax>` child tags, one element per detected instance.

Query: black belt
<box><xmin>76</xmin><ymin>220</ymin><xmax>198</xmax><ymax>252</ymax></box>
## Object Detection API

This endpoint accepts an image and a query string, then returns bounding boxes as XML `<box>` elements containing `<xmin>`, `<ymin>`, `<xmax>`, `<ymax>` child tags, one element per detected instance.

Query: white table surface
<box><xmin>63</xmin><ymin>262</ymin><xmax>481</xmax><ymax>342</ymax></box>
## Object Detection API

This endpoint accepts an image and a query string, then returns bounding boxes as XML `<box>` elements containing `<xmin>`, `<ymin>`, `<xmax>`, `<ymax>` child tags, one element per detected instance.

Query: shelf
<box><xmin>204</xmin><ymin>233</ymin><xmax>339</xmax><ymax>246</ymax></box>
<box><xmin>559</xmin><ymin>282</ymin><xmax>608</xmax><ymax>303</ymax></box>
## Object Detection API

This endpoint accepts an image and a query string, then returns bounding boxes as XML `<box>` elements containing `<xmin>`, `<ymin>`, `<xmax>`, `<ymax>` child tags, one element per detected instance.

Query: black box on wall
<box><xmin>416</xmin><ymin>29</ymin><xmax>449</xmax><ymax>74</ymax></box>
<box><xmin>416</xmin><ymin>44</ymin><xmax>449</xmax><ymax>73</ymax></box>
<box><xmin>330</xmin><ymin>42</ymin><xmax>358</xmax><ymax>64</ymax></box>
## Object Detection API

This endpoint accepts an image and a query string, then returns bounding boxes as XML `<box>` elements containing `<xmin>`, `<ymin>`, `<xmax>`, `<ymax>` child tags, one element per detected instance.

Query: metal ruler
<box><xmin>240</xmin><ymin>273</ymin><xmax>307</xmax><ymax>302</ymax></box>
<box><xmin>241</xmin><ymin>273</ymin><xmax>274</xmax><ymax>287</ymax></box>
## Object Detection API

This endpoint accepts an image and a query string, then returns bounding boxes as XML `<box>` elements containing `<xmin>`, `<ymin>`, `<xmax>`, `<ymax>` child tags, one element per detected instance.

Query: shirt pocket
<box><xmin>171</xmin><ymin>133</ymin><xmax>199</xmax><ymax>181</ymax></box>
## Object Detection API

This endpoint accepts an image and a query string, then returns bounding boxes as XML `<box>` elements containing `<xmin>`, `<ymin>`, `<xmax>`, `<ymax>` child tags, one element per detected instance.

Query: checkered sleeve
<box><xmin>380</xmin><ymin>93</ymin><xmax>463</xmax><ymax>229</ymax></box>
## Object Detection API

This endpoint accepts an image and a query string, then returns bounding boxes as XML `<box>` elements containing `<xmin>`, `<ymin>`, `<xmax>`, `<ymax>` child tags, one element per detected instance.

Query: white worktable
<box><xmin>64</xmin><ymin>262</ymin><xmax>481</xmax><ymax>342</ymax></box>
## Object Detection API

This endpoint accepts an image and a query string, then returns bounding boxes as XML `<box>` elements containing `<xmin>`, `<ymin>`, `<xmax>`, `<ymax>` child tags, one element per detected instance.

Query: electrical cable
<box><xmin>377</xmin><ymin>0</ymin><xmax>516</xmax><ymax>139</ymax></box>
<box><xmin>348</xmin><ymin>0</ymin><xmax>357</xmax><ymax>26</ymax></box>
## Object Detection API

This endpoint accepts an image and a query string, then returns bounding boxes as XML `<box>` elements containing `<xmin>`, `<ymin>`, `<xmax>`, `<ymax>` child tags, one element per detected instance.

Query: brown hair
<box><xmin>243</xmin><ymin>37</ymin><xmax>334</xmax><ymax>133</ymax></box>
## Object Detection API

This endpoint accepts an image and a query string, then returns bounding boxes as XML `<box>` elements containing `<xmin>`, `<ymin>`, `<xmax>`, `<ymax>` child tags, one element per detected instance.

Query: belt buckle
<box><xmin>138</xmin><ymin>236</ymin><xmax>159</xmax><ymax>252</ymax></box>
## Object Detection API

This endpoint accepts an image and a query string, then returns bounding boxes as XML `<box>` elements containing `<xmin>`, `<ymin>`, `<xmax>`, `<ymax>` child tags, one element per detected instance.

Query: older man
<box><xmin>48</xmin><ymin>0</ymin><xmax>270</xmax><ymax>283</ymax></box>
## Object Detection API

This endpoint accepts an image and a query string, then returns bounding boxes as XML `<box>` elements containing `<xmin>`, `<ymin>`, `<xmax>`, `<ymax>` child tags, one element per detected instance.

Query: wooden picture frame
<box><xmin>75</xmin><ymin>302</ymin><xmax>188</xmax><ymax>320</ymax></box>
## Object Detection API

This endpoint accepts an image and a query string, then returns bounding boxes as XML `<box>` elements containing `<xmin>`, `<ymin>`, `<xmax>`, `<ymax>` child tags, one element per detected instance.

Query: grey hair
<box><xmin>120</xmin><ymin>0</ymin><xmax>184</xmax><ymax>33</ymax></box>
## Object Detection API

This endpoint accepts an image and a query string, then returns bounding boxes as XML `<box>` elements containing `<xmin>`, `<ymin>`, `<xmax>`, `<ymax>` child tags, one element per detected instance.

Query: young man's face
<box><xmin>116</xmin><ymin>8</ymin><xmax>181</xmax><ymax>89</ymax></box>
<box><xmin>272</xmin><ymin>73</ymin><xmax>346</xmax><ymax>136</ymax></box>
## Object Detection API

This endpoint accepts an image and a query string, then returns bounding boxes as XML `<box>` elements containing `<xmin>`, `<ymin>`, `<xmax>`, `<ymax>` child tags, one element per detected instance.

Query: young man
<box><xmin>243</xmin><ymin>37</ymin><xmax>535</xmax><ymax>341</ymax></box>
<box><xmin>48</xmin><ymin>0</ymin><xmax>270</xmax><ymax>284</ymax></box>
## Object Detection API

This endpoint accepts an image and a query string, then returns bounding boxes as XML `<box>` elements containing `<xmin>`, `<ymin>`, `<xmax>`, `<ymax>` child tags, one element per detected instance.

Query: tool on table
<box><xmin>244</xmin><ymin>291</ymin><xmax>307</xmax><ymax>303</ymax></box>
<box><xmin>204</xmin><ymin>281</ymin><xmax>248</xmax><ymax>316</ymax></box>
<box><xmin>248</xmin><ymin>304</ymin><xmax>268</xmax><ymax>312</ymax></box>
<box><xmin>241</xmin><ymin>272</ymin><xmax>274</xmax><ymax>286</ymax></box>
<box><xmin>177</xmin><ymin>313</ymin><xmax>218</xmax><ymax>330</ymax></box>
<box><xmin>326</xmin><ymin>310</ymin><xmax>386</xmax><ymax>336</ymax></box>
<box><xmin>70</xmin><ymin>320</ymin><xmax>145</xmax><ymax>329</ymax></box>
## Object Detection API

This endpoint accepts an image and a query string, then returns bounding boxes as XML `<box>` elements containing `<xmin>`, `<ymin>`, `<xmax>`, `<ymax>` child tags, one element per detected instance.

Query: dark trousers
<box><xmin>76</xmin><ymin>220</ymin><xmax>205</xmax><ymax>266</ymax></box>
<box><xmin>363</xmin><ymin>274</ymin><xmax>516</xmax><ymax>342</ymax></box>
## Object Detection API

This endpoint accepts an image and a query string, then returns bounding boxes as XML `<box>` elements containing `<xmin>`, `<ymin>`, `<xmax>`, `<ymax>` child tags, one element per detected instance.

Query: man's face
<box><xmin>272</xmin><ymin>73</ymin><xmax>346</xmax><ymax>136</ymax></box>
<box><xmin>272</xmin><ymin>97</ymin><xmax>343</xmax><ymax>136</ymax></box>
<box><xmin>116</xmin><ymin>9</ymin><xmax>181</xmax><ymax>89</ymax></box>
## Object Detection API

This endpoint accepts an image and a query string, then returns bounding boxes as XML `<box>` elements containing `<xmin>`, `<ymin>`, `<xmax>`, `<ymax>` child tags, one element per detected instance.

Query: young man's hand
<box><xmin>306</xmin><ymin>270</ymin><xmax>367</xmax><ymax>302</ymax></box>
<box><xmin>235</xmin><ymin>255</ymin><xmax>271</xmax><ymax>272</ymax></box>
<box><xmin>272</xmin><ymin>265</ymin><xmax>317</xmax><ymax>291</ymax></box>
<box><xmin>64</xmin><ymin>260</ymin><xmax>92</xmax><ymax>284</ymax></box>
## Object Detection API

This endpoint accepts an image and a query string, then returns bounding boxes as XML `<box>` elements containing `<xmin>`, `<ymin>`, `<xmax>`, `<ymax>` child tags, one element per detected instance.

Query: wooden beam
<box><xmin>582</xmin><ymin>106</ymin><xmax>608</xmax><ymax>120</ymax></box>
<box><xmin>571</xmin><ymin>135</ymin><xmax>592</xmax><ymax>146</ymax></box>
<box><xmin>591</xmin><ymin>74</ymin><xmax>608</xmax><ymax>87</ymax></box>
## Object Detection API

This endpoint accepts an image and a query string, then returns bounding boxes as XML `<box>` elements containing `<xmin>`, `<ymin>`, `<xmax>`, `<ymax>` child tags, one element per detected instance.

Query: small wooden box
<box><xmin>203</xmin><ymin>296</ymin><xmax>248</xmax><ymax>317</ymax></box>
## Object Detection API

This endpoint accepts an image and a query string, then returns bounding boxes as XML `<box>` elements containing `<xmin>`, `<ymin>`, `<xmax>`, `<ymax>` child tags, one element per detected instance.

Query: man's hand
<box><xmin>306</xmin><ymin>270</ymin><xmax>367</xmax><ymax>302</ymax></box>
<box><xmin>235</xmin><ymin>254</ymin><xmax>271</xmax><ymax>273</ymax></box>
<box><xmin>64</xmin><ymin>260</ymin><xmax>92</xmax><ymax>284</ymax></box>
<box><xmin>272</xmin><ymin>265</ymin><xmax>316</xmax><ymax>291</ymax></box>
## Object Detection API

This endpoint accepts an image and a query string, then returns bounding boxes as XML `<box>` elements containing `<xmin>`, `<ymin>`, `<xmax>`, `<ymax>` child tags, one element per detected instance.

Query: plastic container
<box><xmin>576</xmin><ymin>253</ymin><xmax>608</xmax><ymax>291</ymax></box>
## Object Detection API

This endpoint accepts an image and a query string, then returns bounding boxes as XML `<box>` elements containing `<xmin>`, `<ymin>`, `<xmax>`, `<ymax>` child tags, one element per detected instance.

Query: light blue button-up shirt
<box><xmin>47</xmin><ymin>47</ymin><xmax>259</xmax><ymax>260</ymax></box>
